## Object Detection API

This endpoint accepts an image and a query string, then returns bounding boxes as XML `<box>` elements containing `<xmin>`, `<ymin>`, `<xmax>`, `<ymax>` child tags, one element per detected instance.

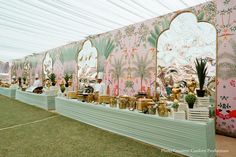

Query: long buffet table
<box><xmin>0</xmin><ymin>87</ymin><xmax>16</xmax><ymax>98</ymax></box>
<box><xmin>55</xmin><ymin>97</ymin><xmax>215</xmax><ymax>157</ymax></box>
<box><xmin>15</xmin><ymin>90</ymin><xmax>56</xmax><ymax>110</ymax></box>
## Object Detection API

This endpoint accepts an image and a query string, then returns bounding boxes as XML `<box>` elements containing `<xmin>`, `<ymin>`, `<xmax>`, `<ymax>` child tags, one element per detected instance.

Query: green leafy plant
<box><xmin>60</xmin><ymin>84</ymin><xmax>66</xmax><ymax>93</ymax></box>
<box><xmin>64</xmin><ymin>73</ymin><xmax>72</xmax><ymax>87</ymax></box>
<box><xmin>49</xmin><ymin>73</ymin><xmax>57</xmax><ymax>86</ymax></box>
<box><xmin>185</xmin><ymin>93</ymin><xmax>197</xmax><ymax>108</ymax></box>
<box><xmin>172</xmin><ymin>101</ymin><xmax>179</xmax><ymax>110</ymax></box>
<box><xmin>195</xmin><ymin>58</ymin><xmax>208</xmax><ymax>91</ymax></box>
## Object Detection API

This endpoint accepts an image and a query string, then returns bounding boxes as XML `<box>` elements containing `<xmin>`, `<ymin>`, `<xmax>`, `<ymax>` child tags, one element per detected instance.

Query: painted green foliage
<box><xmin>109</xmin><ymin>57</ymin><xmax>126</xmax><ymax>95</ymax></box>
<box><xmin>132</xmin><ymin>53</ymin><xmax>153</xmax><ymax>90</ymax></box>
<box><xmin>192</xmin><ymin>1</ymin><xmax>216</xmax><ymax>22</ymax></box>
<box><xmin>29</xmin><ymin>55</ymin><xmax>38</xmax><ymax>68</ymax></box>
<box><xmin>59</xmin><ymin>46</ymin><xmax>78</xmax><ymax>64</ymax></box>
<box><xmin>92</xmin><ymin>37</ymin><xmax>115</xmax><ymax>72</ymax></box>
<box><xmin>197</xmin><ymin>11</ymin><xmax>205</xmax><ymax>21</ymax></box>
<box><xmin>148</xmin><ymin>18</ymin><xmax>170</xmax><ymax>48</ymax></box>
<box><xmin>15</xmin><ymin>60</ymin><xmax>24</xmax><ymax>69</ymax></box>
<box><xmin>92</xmin><ymin>37</ymin><xmax>115</xmax><ymax>59</ymax></box>
<box><xmin>49</xmin><ymin>50</ymin><xmax>58</xmax><ymax>65</ymax></box>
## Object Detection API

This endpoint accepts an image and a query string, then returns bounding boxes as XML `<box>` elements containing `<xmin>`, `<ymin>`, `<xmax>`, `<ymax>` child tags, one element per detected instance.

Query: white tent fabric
<box><xmin>0</xmin><ymin>0</ymin><xmax>210</xmax><ymax>61</ymax></box>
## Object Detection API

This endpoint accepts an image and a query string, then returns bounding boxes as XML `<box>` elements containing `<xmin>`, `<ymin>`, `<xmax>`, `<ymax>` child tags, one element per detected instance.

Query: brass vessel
<box><xmin>172</xmin><ymin>84</ymin><xmax>181</xmax><ymax>101</ymax></box>
<box><xmin>187</xmin><ymin>77</ymin><xmax>196</xmax><ymax>94</ymax></box>
<box><xmin>157</xmin><ymin>100</ymin><xmax>168</xmax><ymax>117</ymax></box>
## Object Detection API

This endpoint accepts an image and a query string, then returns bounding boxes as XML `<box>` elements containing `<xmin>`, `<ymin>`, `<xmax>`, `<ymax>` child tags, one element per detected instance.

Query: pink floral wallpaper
<box><xmin>216</xmin><ymin>0</ymin><xmax>236</xmax><ymax>137</ymax></box>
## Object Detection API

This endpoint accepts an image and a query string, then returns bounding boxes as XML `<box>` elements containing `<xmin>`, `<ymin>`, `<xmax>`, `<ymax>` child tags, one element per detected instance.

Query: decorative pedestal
<box><xmin>0</xmin><ymin>87</ymin><xmax>16</xmax><ymax>98</ymax></box>
<box><xmin>196</xmin><ymin>97</ymin><xmax>210</xmax><ymax>108</ymax></box>
<box><xmin>188</xmin><ymin>108</ymin><xmax>209</xmax><ymax>122</ymax></box>
<box><xmin>15</xmin><ymin>90</ymin><xmax>56</xmax><ymax>110</ymax></box>
<box><xmin>173</xmin><ymin>111</ymin><xmax>186</xmax><ymax>120</ymax></box>
<box><xmin>55</xmin><ymin>97</ymin><xmax>215</xmax><ymax>157</ymax></box>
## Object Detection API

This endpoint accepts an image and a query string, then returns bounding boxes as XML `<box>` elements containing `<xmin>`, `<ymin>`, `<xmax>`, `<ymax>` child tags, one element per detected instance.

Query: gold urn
<box><xmin>110</xmin><ymin>97</ymin><xmax>117</xmax><ymax>108</ymax></box>
<box><xmin>187</xmin><ymin>77</ymin><xmax>196</xmax><ymax>94</ymax></box>
<box><xmin>94</xmin><ymin>92</ymin><xmax>99</xmax><ymax>102</ymax></box>
<box><xmin>119</xmin><ymin>97</ymin><xmax>128</xmax><ymax>109</ymax></box>
<box><xmin>68</xmin><ymin>78</ymin><xmax>73</xmax><ymax>87</ymax></box>
<box><xmin>157</xmin><ymin>100</ymin><xmax>168</xmax><ymax>117</ymax></box>
<box><xmin>128</xmin><ymin>97</ymin><xmax>136</xmax><ymax>109</ymax></box>
<box><xmin>172</xmin><ymin>84</ymin><xmax>181</xmax><ymax>101</ymax></box>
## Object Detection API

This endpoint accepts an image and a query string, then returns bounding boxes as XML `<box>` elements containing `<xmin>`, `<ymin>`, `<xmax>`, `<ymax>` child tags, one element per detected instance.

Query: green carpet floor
<box><xmin>0</xmin><ymin>94</ymin><xmax>181</xmax><ymax>157</ymax></box>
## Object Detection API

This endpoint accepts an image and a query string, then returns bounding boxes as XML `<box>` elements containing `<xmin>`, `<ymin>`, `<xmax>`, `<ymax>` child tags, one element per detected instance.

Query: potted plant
<box><xmin>49</xmin><ymin>73</ymin><xmax>57</xmax><ymax>86</ymax></box>
<box><xmin>18</xmin><ymin>77</ymin><xmax>22</xmax><ymax>88</ymax></box>
<box><xmin>172</xmin><ymin>100</ymin><xmax>179</xmax><ymax>112</ymax></box>
<box><xmin>64</xmin><ymin>73</ymin><xmax>72</xmax><ymax>87</ymax></box>
<box><xmin>185</xmin><ymin>93</ymin><xmax>196</xmax><ymax>109</ymax></box>
<box><xmin>195</xmin><ymin>58</ymin><xmax>207</xmax><ymax>97</ymax></box>
<box><xmin>60</xmin><ymin>83</ymin><xmax>66</xmax><ymax>93</ymax></box>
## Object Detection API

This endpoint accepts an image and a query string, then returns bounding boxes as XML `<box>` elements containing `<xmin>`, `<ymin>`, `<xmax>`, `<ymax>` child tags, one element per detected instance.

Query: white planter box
<box><xmin>0</xmin><ymin>87</ymin><xmax>16</xmax><ymax>98</ymax></box>
<box><xmin>55</xmin><ymin>97</ymin><xmax>215</xmax><ymax>157</ymax></box>
<box><xmin>15</xmin><ymin>90</ymin><xmax>56</xmax><ymax>110</ymax></box>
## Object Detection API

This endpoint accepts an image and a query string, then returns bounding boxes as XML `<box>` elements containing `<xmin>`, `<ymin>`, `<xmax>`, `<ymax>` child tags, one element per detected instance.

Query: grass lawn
<box><xmin>0</xmin><ymin>95</ymin><xmax>181</xmax><ymax>157</ymax></box>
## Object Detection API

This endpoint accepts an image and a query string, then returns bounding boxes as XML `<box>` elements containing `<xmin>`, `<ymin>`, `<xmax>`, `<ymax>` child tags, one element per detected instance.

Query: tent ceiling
<box><xmin>0</xmin><ymin>0</ymin><xmax>210</xmax><ymax>62</ymax></box>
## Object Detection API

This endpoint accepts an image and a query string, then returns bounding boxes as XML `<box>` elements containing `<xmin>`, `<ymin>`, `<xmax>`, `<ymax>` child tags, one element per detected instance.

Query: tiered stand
<box><xmin>0</xmin><ymin>87</ymin><xmax>16</xmax><ymax>98</ymax></box>
<box><xmin>55</xmin><ymin>97</ymin><xmax>215</xmax><ymax>157</ymax></box>
<box><xmin>15</xmin><ymin>90</ymin><xmax>56</xmax><ymax>110</ymax></box>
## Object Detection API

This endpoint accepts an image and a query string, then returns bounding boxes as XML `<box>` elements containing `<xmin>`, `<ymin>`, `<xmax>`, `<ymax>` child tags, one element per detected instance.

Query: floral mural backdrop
<box><xmin>216</xmin><ymin>0</ymin><xmax>236</xmax><ymax>137</ymax></box>
<box><xmin>48</xmin><ymin>42</ymin><xmax>83</xmax><ymax>90</ymax></box>
<box><xmin>10</xmin><ymin>0</ymin><xmax>236</xmax><ymax>137</ymax></box>
<box><xmin>91</xmin><ymin>1</ymin><xmax>216</xmax><ymax>96</ymax></box>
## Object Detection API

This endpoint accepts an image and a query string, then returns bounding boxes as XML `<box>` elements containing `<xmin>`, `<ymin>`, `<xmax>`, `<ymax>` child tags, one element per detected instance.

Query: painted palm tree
<box><xmin>59</xmin><ymin>46</ymin><xmax>78</xmax><ymax>64</ymax></box>
<box><xmin>50</xmin><ymin>50</ymin><xmax>58</xmax><ymax>66</ymax></box>
<box><xmin>109</xmin><ymin>57</ymin><xmax>125</xmax><ymax>95</ymax></box>
<box><xmin>132</xmin><ymin>53</ymin><xmax>153</xmax><ymax>91</ymax></box>
<box><xmin>148</xmin><ymin>18</ymin><xmax>170</xmax><ymax>48</ymax></box>
<box><xmin>28</xmin><ymin>55</ymin><xmax>38</xmax><ymax>69</ymax></box>
<box><xmin>92</xmin><ymin>37</ymin><xmax>115</xmax><ymax>72</ymax></box>
<box><xmin>148</xmin><ymin>25</ymin><xmax>160</xmax><ymax>48</ymax></box>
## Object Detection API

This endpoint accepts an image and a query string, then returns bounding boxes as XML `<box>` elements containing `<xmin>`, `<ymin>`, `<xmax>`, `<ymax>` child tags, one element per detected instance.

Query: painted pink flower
<box><xmin>229</xmin><ymin>80</ymin><xmax>236</xmax><ymax>87</ymax></box>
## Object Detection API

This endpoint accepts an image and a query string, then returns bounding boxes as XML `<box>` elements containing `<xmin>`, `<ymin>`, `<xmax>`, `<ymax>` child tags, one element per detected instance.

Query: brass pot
<box><xmin>119</xmin><ymin>98</ymin><xmax>127</xmax><ymax>109</ymax></box>
<box><xmin>110</xmin><ymin>97</ymin><xmax>117</xmax><ymax>108</ymax></box>
<box><xmin>172</xmin><ymin>84</ymin><xmax>181</xmax><ymax>101</ymax></box>
<box><xmin>157</xmin><ymin>100</ymin><xmax>168</xmax><ymax>117</ymax></box>
<box><xmin>94</xmin><ymin>92</ymin><xmax>99</xmax><ymax>102</ymax></box>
